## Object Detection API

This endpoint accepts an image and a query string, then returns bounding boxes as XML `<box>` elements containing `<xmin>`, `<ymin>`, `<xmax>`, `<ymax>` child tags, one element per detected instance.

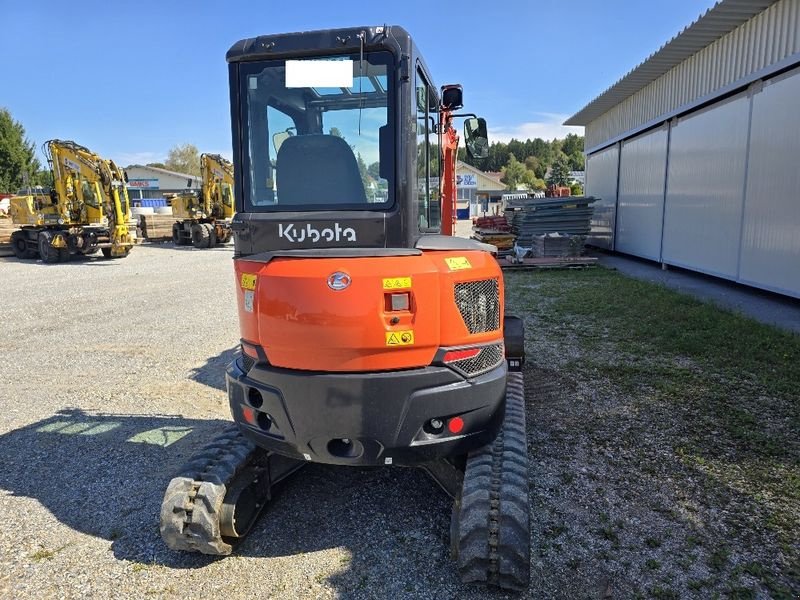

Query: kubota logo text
<box><xmin>278</xmin><ymin>223</ymin><xmax>357</xmax><ymax>243</ymax></box>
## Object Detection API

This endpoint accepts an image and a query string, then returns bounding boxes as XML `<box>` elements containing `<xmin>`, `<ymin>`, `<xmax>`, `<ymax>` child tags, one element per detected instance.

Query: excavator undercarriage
<box><xmin>161</xmin><ymin>371</ymin><xmax>530</xmax><ymax>590</ymax></box>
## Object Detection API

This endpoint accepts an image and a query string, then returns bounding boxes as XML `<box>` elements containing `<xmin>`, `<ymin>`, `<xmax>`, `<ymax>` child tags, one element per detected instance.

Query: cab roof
<box><xmin>226</xmin><ymin>25</ymin><xmax>412</xmax><ymax>63</ymax></box>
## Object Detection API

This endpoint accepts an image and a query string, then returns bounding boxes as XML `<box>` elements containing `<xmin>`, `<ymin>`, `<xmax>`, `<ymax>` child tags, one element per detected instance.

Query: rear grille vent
<box><xmin>240</xmin><ymin>354</ymin><xmax>255</xmax><ymax>374</ymax></box>
<box><xmin>454</xmin><ymin>279</ymin><xmax>500</xmax><ymax>333</ymax></box>
<box><xmin>448</xmin><ymin>343</ymin><xmax>505</xmax><ymax>378</ymax></box>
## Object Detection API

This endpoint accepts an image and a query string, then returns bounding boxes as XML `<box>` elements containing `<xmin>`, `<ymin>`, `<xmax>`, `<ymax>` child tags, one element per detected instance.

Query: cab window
<box><xmin>416</xmin><ymin>67</ymin><xmax>440</xmax><ymax>232</ymax></box>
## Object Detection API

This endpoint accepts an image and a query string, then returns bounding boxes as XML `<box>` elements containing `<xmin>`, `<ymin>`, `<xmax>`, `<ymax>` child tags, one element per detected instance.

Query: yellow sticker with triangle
<box><xmin>385</xmin><ymin>330</ymin><xmax>415</xmax><ymax>346</ymax></box>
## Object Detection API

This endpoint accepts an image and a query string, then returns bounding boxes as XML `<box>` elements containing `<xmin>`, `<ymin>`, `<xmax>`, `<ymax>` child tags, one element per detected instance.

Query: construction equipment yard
<box><xmin>1</xmin><ymin>245</ymin><xmax>797</xmax><ymax>599</ymax></box>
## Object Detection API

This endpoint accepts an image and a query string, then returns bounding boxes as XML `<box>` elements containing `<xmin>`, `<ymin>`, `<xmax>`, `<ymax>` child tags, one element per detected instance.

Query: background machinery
<box><xmin>161</xmin><ymin>26</ymin><xmax>531</xmax><ymax>590</ymax></box>
<box><xmin>9</xmin><ymin>140</ymin><xmax>133</xmax><ymax>262</ymax></box>
<box><xmin>171</xmin><ymin>153</ymin><xmax>234</xmax><ymax>248</ymax></box>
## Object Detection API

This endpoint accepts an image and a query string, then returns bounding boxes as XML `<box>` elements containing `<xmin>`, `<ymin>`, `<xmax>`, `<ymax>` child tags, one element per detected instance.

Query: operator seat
<box><xmin>276</xmin><ymin>134</ymin><xmax>367</xmax><ymax>205</ymax></box>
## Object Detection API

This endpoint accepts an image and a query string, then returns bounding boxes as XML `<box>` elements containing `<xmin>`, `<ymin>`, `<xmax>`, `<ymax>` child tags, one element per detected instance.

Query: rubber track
<box><xmin>454</xmin><ymin>372</ymin><xmax>530</xmax><ymax>590</ymax></box>
<box><xmin>160</xmin><ymin>424</ymin><xmax>260</xmax><ymax>555</ymax></box>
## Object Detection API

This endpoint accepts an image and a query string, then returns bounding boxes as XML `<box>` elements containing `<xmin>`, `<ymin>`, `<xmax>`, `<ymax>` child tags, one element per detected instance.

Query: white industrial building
<box><xmin>125</xmin><ymin>164</ymin><xmax>202</xmax><ymax>201</ymax></box>
<box><xmin>567</xmin><ymin>0</ymin><xmax>800</xmax><ymax>298</ymax></box>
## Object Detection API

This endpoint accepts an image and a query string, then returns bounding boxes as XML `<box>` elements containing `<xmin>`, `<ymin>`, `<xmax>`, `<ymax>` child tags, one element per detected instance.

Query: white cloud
<box><xmin>488</xmin><ymin>113</ymin><xmax>584</xmax><ymax>144</ymax></box>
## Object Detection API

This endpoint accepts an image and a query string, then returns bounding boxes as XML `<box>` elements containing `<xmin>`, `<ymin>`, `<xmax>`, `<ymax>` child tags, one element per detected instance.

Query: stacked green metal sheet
<box><xmin>505</xmin><ymin>196</ymin><xmax>598</xmax><ymax>249</ymax></box>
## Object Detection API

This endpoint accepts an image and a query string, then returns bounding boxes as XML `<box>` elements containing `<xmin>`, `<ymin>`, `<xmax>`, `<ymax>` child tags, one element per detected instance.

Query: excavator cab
<box><xmin>161</xmin><ymin>26</ymin><xmax>530</xmax><ymax>591</ymax></box>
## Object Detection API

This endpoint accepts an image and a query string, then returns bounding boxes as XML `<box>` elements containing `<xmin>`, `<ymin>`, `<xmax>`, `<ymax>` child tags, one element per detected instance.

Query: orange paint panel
<box><xmin>234</xmin><ymin>250</ymin><xmax>504</xmax><ymax>372</ymax></box>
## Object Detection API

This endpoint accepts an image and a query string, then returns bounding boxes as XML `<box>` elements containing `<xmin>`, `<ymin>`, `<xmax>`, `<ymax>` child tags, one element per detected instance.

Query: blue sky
<box><xmin>0</xmin><ymin>0</ymin><xmax>717</xmax><ymax>166</ymax></box>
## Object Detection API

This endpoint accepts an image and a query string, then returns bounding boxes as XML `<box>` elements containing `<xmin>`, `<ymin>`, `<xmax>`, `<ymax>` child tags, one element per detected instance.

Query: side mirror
<box><xmin>441</xmin><ymin>84</ymin><xmax>463</xmax><ymax>111</ymax></box>
<box><xmin>464</xmin><ymin>117</ymin><xmax>489</xmax><ymax>160</ymax></box>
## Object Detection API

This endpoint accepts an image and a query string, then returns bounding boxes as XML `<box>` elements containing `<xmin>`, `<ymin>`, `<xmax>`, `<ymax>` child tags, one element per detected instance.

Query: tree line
<box><xmin>1</xmin><ymin>106</ymin><xmax>584</xmax><ymax>195</ymax></box>
<box><xmin>459</xmin><ymin>132</ymin><xmax>584</xmax><ymax>191</ymax></box>
<box><xmin>0</xmin><ymin>108</ymin><xmax>51</xmax><ymax>192</ymax></box>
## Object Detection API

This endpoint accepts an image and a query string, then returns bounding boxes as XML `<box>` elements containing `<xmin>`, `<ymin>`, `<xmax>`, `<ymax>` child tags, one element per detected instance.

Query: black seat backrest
<box><xmin>276</xmin><ymin>134</ymin><xmax>367</xmax><ymax>205</ymax></box>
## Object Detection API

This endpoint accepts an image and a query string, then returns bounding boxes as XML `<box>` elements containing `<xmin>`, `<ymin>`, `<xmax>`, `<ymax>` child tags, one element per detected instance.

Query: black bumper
<box><xmin>226</xmin><ymin>359</ymin><xmax>507</xmax><ymax>466</ymax></box>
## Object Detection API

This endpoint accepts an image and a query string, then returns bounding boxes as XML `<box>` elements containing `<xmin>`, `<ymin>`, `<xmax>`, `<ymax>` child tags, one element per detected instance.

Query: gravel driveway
<box><xmin>0</xmin><ymin>245</ymin><xmax>517</xmax><ymax>599</ymax></box>
<box><xmin>3</xmin><ymin>245</ymin><xmax>795</xmax><ymax>599</ymax></box>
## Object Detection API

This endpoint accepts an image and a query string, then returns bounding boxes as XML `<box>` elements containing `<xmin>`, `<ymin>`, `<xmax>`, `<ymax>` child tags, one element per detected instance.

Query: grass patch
<box><xmin>504</xmin><ymin>268</ymin><xmax>800</xmax><ymax>595</ymax></box>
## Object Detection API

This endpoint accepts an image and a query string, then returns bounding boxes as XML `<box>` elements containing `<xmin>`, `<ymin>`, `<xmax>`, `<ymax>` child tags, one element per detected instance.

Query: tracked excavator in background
<box><xmin>160</xmin><ymin>26</ymin><xmax>531</xmax><ymax>590</ymax></box>
<box><xmin>171</xmin><ymin>153</ymin><xmax>235</xmax><ymax>248</ymax></box>
<box><xmin>9</xmin><ymin>140</ymin><xmax>133</xmax><ymax>262</ymax></box>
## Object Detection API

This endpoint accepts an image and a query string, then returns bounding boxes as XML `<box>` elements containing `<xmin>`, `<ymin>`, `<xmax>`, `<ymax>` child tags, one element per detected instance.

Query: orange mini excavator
<box><xmin>161</xmin><ymin>25</ymin><xmax>530</xmax><ymax>590</ymax></box>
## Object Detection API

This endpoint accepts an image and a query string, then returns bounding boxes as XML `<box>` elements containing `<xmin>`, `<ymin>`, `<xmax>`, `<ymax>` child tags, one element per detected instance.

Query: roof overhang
<box><xmin>565</xmin><ymin>0</ymin><xmax>778</xmax><ymax>126</ymax></box>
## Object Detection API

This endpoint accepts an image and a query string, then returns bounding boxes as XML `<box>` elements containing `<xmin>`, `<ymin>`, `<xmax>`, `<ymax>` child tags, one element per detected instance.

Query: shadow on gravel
<box><xmin>141</xmin><ymin>242</ymin><xmax>234</xmax><ymax>253</ymax></box>
<box><xmin>189</xmin><ymin>346</ymin><xmax>239</xmax><ymax>391</ymax></box>
<box><xmin>0</xmin><ymin>408</ymin><xmax>508</xmax><ymax>598</ymax></box>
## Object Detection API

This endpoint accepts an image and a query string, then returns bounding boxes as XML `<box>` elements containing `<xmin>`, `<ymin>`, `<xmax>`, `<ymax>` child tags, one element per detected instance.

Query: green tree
<box><xmin>524</xmin><ymin>156</ymin><xmax>546</xmax><ymax>180</ymax></box>
<box><xmin>501</xmin><ymin>153</ymin><xmax>540</xmax><ymax>191</ymax></box>
<box><xmin>569</xmin><ymin>182</ymin><xmax>584</xmax><ymax>196</ymax></box>
<box><xmin>568</xmin><ymin>152</ymin><xmax>585</xmax><ymax>171</ymax></box>
<box><xmin>561</xmin><ymin>133</ymin><xmax>583</xmax><ymax>156</ymax></box>
<box><xmin>547</xmin><ymin>155</ymin><xmax>571</xmax><ymax>187</ymax></box>
<box><xmin>0</xmin><ymin>108</ymin><xmax>42</xmax><ymax>193</ymax></box>
<box><xmin>356</xmin><ymin>152</ymin><xmax>370</xmax><ymax>194</ymax></box>
<box><xmin>164</xmin><ymin>143</ymin><xmax>201</xmax><ymax>176</ymax></box>
<box><xmin>329</xmin><ymin>127</ymin><xmax>343</xmax><ymax>138</ymax></box>
<box><xmin>146</xmin><ymin>162</ymin><xmax>167</xmax><ymax>169</ymax></box>
<box><xmin>367</xmin><ymin>161</ymin><xmax>381</xmax><ymax>180</ymax></box>
<box><xmin>530</xmin><ymin>177</ymin><xmax>547</xmax><ymax>191</ymax></box>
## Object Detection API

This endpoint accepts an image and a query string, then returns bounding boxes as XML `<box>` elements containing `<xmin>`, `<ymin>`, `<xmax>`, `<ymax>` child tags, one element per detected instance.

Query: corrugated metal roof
<box><xmin>565</xmin><ymin>0</ymin><xmax>778</xmax><ymax>125</ymax></box>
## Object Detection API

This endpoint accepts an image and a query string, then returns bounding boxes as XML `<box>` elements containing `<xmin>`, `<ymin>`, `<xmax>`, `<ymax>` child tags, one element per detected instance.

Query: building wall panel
<box><xmin>585</xmin><ymin>144</ymin><xmax>619</xmax><ymax>250</ymax></box>
<box><xmin>739</xmin><ymin>68</ymin><xmax>800</xmax><ymax>297</ymax></box>
<box><xmin>615</xmin><ymin>127</ymin><xmax>668</xmax><ymax>261</ymax></box>
<box><xmin>661</xmin><ymin>93</ymin><xmax>751</xmax><ymax>278</ymax></box>
<box><xmin>585</xmin><ymin>0</ymin><xmax>800</xmax><ymax>148</ymax></box>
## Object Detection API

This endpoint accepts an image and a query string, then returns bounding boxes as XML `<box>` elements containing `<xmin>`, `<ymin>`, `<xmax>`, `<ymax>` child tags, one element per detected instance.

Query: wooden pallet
<box><xmin>0</xmin><ymin>218</ymin><xmax>15</xmax><ymax>255</ymax></box>
<box><xmin>139</xmin><ymin>214</ymin><xmax>175</xmax><ymax>241</ymax></box>
<box><xmin>500</xmin><ymin>255</ymin><xmax>598</xmax><ymax>270</ymax></box>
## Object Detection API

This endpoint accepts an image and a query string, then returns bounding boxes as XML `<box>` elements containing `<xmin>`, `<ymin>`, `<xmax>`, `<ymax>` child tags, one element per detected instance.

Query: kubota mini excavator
<box><xmin>161</xmin><ymin>26</ymin><xmax>530</xmax><ymax>590</ymax></box>
<box><xmin>171</xmin><ymin>153</ymin><xmax>235</xmax><ymax>248</ymax></box>
<box><xmin>10</xmin><ymin>140</ymin><xmax>133</xmax><ymax>262</ymax></box>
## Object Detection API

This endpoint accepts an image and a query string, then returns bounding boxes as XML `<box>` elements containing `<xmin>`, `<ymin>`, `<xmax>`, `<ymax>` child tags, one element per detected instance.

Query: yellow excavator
<box><xmin>171</xmin><ymin>153</ymin><xmax>234</xmax><ymax>248</ymax></box>
<box><xmin>9</xmin><ymin>139</ymin><xmax>133</xmax><ymax>262</ymax></box>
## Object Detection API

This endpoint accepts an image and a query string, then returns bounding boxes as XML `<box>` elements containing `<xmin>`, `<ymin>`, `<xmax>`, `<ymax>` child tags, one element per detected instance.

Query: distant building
<box><xmin>125</xmin><ymin>164</ymin><xmax>202</xmax><ymax>201</ymax></box>
<box><xmin>566</xmin><ymin>0</ymin><xmax>800</xmax><ymax>299</ymax></box>
<box><xmin>456</xmin><ymin>161</ymin><xmax>508</xmax><ymax>217</ymax></box>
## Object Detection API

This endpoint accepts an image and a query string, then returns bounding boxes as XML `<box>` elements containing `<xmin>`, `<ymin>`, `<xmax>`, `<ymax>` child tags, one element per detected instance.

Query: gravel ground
<box><xmin>0</xmin><ymin>244</ymin><xmax>518</xmax><ymax>600</ymax></box>
<box><xmin>3</xmin><ymin>244</ymin><xmax>795</xmax><ymax>599</ymax></box>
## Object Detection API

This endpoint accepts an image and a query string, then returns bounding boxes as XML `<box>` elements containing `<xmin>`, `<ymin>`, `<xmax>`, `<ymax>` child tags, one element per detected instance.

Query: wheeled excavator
<box><xmin>171</xmin><ymin>153</ymin><xmax>234</xmax><ymax>248</ymax></box>
<box><xmin>160</xmin><ymin>26</ymin><xmax>531</xmax><ymax>590</ymax></box>
<box><xmin>9</xmin><ymin>140</ymin><xmax>133</xmax><ymax>262</ymax></box>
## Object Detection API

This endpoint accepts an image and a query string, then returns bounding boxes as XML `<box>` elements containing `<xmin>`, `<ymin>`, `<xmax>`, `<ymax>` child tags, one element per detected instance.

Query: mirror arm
<box><xmin>449</xmin><ymin>113</ymin><xmax>478</xmax><ymax>119</ymax></box>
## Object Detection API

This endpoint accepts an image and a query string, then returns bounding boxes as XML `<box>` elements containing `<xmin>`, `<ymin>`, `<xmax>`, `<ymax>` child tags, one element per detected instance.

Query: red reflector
<box><xmin>443</xmin><ymin>348</ymin><xmax>481</xmax><ymax>363</ymax></box>
<box><xmin>242</xmin><ymin>405</ymin><xmax>257</xmax><ymax>425</ymax></box>
<box><xmin>448</xmin><ymin>417</ymin><xmax>464</xmax><ymax>434</ymax></box>
<box><xmin>241</xmin><ymin>342</ymin><xmax>259</xmax><ymax>360</ymax></box>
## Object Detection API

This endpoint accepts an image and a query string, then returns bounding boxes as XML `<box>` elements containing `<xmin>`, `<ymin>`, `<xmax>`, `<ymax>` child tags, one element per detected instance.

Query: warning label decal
<box><xmin>382</xmin><ymin>277</ymin><xmax>412</xmax><ymax>290</ymax></box>
<box><xmin>444</xmin><ymin>256</ymin><xmax>472</xmax><ymax>271</ymax></box>
<box><xmin>385</xmin><ymin>330</ymin><xmax>415</xmax><ymax>346</ymax></box>
<box><xmin>240</xmin><ymin>273</ymin><xmax>257</xmax><ymax>290</ymax></box>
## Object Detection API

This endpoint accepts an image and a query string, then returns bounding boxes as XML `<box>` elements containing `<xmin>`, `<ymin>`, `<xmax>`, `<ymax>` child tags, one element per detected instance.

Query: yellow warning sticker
<box><xmin>444</xmin><ymin>256</ymin><xmax>472</xmax><ymax>271</ymax></box>
<box><xmin>385</xmin><ymin>330</ymin><xmax>415</xmax><ymax>346</ymax></box>
<box><xmin>382</xmin><ymin>277</ymin><xmax>412</xmax><ymax>290</ymax></box>
<box><xmin>240</xmin><ymin>273</ymin><xmax>257</xmax><ymax>290</ymax></box>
